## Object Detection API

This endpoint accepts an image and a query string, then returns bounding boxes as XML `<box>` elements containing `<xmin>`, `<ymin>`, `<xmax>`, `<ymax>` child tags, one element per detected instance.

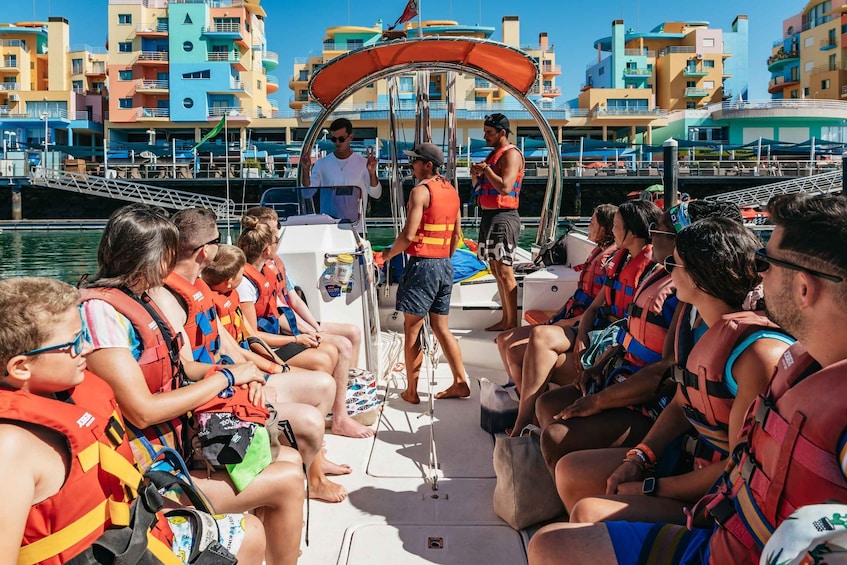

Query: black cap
<box><xmin>484</xmin><ymin>113</ymin><xmax>511</xmax><ymax>133</ymax></box>
<box><xmin>403</xmin><ymin>142</ymin><xmax>444</xmax><ymax>167</ymax></box>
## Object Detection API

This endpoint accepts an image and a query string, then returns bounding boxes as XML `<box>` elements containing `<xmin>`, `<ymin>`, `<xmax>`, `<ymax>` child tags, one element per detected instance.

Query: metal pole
<box><xmin>663</xmin><ymin>138</ymin><xmax>678</xmax><ymax>209</ymax></box>
<box><xmin>172</xmin><ymin>138</ymin><xmax>177</xmax><ymax>179</ymax></box>
<box><xmin>842</xmin><ymin>151</ymin><xmax>847</xmax><ymax>196</ymax></box>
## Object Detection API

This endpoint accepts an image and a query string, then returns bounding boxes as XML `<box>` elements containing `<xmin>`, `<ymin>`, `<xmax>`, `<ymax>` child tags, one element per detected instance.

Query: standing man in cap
<box><xmin>383</xmin><ymin>142</ymin><xmax>469</xmax><ymax>403</ymax></box>
<box><xmin>471</xmin><ymin>113</ymin><xmax>525</xmax><ymax>331</ymax></box>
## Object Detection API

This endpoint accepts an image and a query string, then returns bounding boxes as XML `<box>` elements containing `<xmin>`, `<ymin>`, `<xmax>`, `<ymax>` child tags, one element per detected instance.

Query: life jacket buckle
<box><xmin>754</xmin><ymin>395</ymin><xmax>772</xmax><ymax>426</ymax></box>
<box><xmin>707</xmin><ymin>494</ymin><xmax>737</xmax><ymax>526</ymax></box>
<box><xmin>138</xmin><ymin>477</ymin><xmax>165</xmax><ymax>514</ymax></box>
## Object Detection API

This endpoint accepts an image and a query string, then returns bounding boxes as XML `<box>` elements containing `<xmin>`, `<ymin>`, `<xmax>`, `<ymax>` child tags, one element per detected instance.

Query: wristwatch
<box><xmin>642</xmin><ymin>476</ymin><xmax>658</xmax><ymax>497</ymax></box>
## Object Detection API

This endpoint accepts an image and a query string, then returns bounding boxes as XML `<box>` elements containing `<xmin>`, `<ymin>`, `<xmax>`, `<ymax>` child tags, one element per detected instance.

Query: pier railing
<box><xmin>30</xmin><ymin>169</ymin><xmax>236</xmax><ymax>218</ymax></box>
<box><xmin>704</xmin><ymin>169</ymin><xmax>842</xmax><ymax>207</ymax></box>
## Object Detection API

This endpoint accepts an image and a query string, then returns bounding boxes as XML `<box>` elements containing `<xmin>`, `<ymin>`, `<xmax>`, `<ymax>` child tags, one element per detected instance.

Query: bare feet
<box><xmin>486</xmin><ymin>321</ymin><xmax>517</xmax><ymax>332</ymax></box>
<box><xmin>321</xmin><ymin>457</ymin><xmax>352</xmax><ymax>476</ymax></box>
<box><xmin>331</xmin><ymin>416</ymin><xmax>375</xmax><ymax>438</ymax></box>
<box><xmin>309</xmin><ymin>478</ymin><xmax>348</xmax><ymax>503</ymax></box>
<box><xmin>400</xmin><ymin>389</ymin><xmax>420</xmax><ymax>404</ymax></box>
<box><xmin>434</xmin><ymin>382</ymin><xmax>471</xmax><ymax>399</ymax></box>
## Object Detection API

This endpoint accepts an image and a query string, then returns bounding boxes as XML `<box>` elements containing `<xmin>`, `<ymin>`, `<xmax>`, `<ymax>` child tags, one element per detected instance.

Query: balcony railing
<box><xmin>136</xmin><ymin>107</ymin><xmax>170</xmax><ymax>118</ymax></box>
<box><xmin>322</xmin><ymin>42</ymin><xmax>366</xmax><ymax>51</ymax></box>
<box><xmin>594</xmin><ymin>107</ymin><xmax>666</xmax><ymax>117</ymax></box>
<box><xmin>658</xmin><ymin>46</ymin><xmax>696</xmax><ymax>56</ymax></box>
<box><xmin>623</xmin><ymin>68</ymin><xmax>652</xmax><ymax>77</ymax></box>
<box><xmin>72</xmin><ymin>66</ymin><xmax>83</xmax><ymax>75</ymax></box>
<box><xmin>137</xmin><ymin>51</ymin><xmax>169</xmax><ymax>62</ymax></box>
<box><xmin>135</xmin><ymin>21</ymin><xmax>168</xmax><ymax>33</ymax></box>
<box><xmin>684</xmin><ymin>87</ymin><xmax>711</xmax><ymax>97</ymax></box>
<box><xmin>86</xmin><ymin>63</ymin><xmax>107</xmax><ymax>75</ymax></box>
<box><xmin>809</xmin><ymin>65</ymin><xmax>840</xmax><ymax>76</ymax></box>
<box><xmin>768</xmin><ymin>48</ymin><xmax>799</xmax><ymax>66</ymax></box>
<box><xmin>208</xmin><ymin>106</ymin><xmax>245</xmax><ymax>118</ymax></box>
<box><xmin>204</xmin><ymin>22</ymin><xmax>242</xmax><ymax>33</ymax></box>
<box><xmin>1</xmin><ymin>59</ymin><xmax>19</xmax><ymax>69</ymax></box>
<box><xmin>266</xmin><ymin>75</ymin><xmax>279</xmax><ymax>86</ymax></box>
<box><xmin>207</xmin><ymin>52</ymin><xmax>239</xmax><ymax>62</ymax></box>
<box><xmin>820</xmin><ymin>38</ymin><xmax>838</xmax><ymax>48</ymax></box>
<box><xmin>624</xmin><ymin>49</ymin><xmax>656</xmax><ymax>57</ymax></box>
<box><xmin>474</xmin><ymin>78</ymin><xmax>495</xmax><ymax>89</ymax></box>
<box><xmin>136</xmin><ymin>79</ymin><xmax>169</xmax><ymax>90</ymax></box>
<box><xmin>262</xmin><ymin>51</ymin><xmax>279</xmax><ymax>64</ymax></box>
<box><xmin>0</xmin><ymin>83</ymin><xmax>20</xmax><ymax>91</ymax></box>
<box><xmin>540</xmin><ymin>63</ymin><xmax>561</xmax><ymax>74</ymax></box>
<box><xmin>542</xmin><ymin>86</ymin><xmax>561</xmax><ymax>96</ymax></box>
<box><xmin>0</xmin><ymin>39</ymin><xmax>28</xmax><ymax>51</ymax></box>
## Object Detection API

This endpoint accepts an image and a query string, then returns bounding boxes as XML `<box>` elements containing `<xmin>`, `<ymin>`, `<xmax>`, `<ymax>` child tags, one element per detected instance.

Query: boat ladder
<box><xmin>30</xmin><ymin>169</ymin><xmax>235</xmax><ymax>218</ymax></box>
<box><xmin>704</xmin><ymin>169</ymin><xmax>842</xmax><ymax>207</ymax></box>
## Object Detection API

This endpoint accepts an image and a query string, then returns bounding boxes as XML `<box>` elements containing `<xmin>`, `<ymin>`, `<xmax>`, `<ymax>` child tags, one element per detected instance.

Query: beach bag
<box><xmin>328</xmin><ymin>368</ymin><xmax>381</xmax><ymax>426</ymax></box>
<box><xmin>580</xmin><ymin>318</ymin><xmax>627</xmax><ymax>370</ymax></box>
<box><xmin>760</xmin><ymin>504</ymin><xmax>847</xmax><ymax>565</ymax></box>
<box><xmin>480</xmin><ymin>378</ymin><xmax>520</xmax><ymax>434</ymax></box>
<box><xmin>535</xmin><ymin>228</ymin><xmax>571</xmax><ymax>267</ymax></box>
<box><xmin>493</xmin><ymin>425</ymin><xmax>565</xmax><ymax>530</ymax></box>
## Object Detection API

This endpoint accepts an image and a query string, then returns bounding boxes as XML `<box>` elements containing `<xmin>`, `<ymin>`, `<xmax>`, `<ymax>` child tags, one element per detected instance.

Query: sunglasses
<box><xmin>192</xmin><ymin>234</ymin><xmax>221</xmax><ymax>254</ymax></box>
<box><xmin>329</xmin><ymin>135</ymin><xmax>349</xmax><ymax>143</ymax></box>
<box><xmin>648</xmin><ymin>222</ymin><xmax>677</xmax><ymax>238</ymax></box>
<box><xmin>664</xmin><ymin>255</ymin><xmax>685</xmax><ymax>273</ymax></box>
<box><xmin>20</xmin><ymin>312</ymin><xmax>91</xmax><ymax>357</ymax></box>
<box><xmin>754</xmin><ymin>247</ymin><xmax>843</xmax><ymax>283</ymax></box>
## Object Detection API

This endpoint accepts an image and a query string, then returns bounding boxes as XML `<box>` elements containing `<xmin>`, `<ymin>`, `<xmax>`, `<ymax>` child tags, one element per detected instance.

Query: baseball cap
<box><xmin>484</xmin><ymin>113</ymin><xmax>511</xmax><ymax>133</ymax></box>
<box><xmin>403</xmin><ymin>142</ymin><xmax>444</xmax><ymax>167</ymax></box>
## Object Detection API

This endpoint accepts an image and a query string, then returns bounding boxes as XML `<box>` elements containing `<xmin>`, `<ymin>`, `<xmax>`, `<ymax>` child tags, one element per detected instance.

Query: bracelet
<box><xmin>219</xmin><ymin>367</ymin><xmax>235</xmax><ymax>388</ymax></box>
<box><xmin>621</xmin><ymin>457</ymin><xmax>646</xmax><ymax>472</ymax></box>
<box><xmin>635</xmin><ymin>443</ymin><xmax>657</xmax><ymax>465</ymax></box>
<box><xmin>626</xmin><ymin>448</ymin><xmax>649</xmax><ymax>466</ymax></box>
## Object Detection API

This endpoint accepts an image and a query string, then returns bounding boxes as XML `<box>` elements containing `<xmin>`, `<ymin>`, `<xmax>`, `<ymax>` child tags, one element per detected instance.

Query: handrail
<box><xmin>704</xmin><ymin>169</ymin><xmax>842</xmax><ymax>207</ymax></box>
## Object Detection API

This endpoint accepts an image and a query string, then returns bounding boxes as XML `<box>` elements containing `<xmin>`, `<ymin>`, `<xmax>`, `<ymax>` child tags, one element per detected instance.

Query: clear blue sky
<box><xmin>6</xmin><ymin>0</ymin><xmax>803</xmax><ymax>101</ymax></box>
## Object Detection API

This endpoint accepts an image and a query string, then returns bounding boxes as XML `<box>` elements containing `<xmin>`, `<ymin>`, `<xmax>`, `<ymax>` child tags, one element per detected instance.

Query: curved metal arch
<box><xmin>299</xmin><ymin>56</ymin><xmax>563</xmax><ymax>247</ymax></box>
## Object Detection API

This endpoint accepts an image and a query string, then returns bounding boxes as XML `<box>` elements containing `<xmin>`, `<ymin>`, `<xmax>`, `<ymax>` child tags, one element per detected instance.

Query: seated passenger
<box><xmin>510</xmin><ymin>200</ymin><xmax>662</xmax><ymax>436</ymax></box>
<box><xmin>80</xmin><ymin>204</ymin><xmax>305</xmax><ymax>565</ymax></box>
<box><xmin>535</xmin><ymin>201</ymin><xmax>743</xmax><ymax>476</ymax></box>
<box><xmin>0</xmin><ymin>277</ymin><xmax>264</xmax><ymax>564</ymax></box>
<box><xmin>528</xmin><ymin>192</ymin><xmax>847</xmax><ymax>565</ymax></box>
<box><xmin>236</xmin><ymin>215</ymin><xmax>373</xmax><ymax>438</ymax></box>
<box><xmin>202</xmin><ymin>243</ymin><xmax>351</xmax><ymax>502</ymax></box>
<box><xmin>495</xmin><ymin>203</ymin><xmax>618</xmax><ymax>386</ymax></box>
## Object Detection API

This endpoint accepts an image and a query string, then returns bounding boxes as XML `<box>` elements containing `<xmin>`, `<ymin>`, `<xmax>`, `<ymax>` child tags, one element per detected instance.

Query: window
<box><xmin>119</xmin><ymin>98</ymin><xmax>133</xmax><ymax>109</ymax></box>
<box><xmin>119</xmin><ymin>70</ymin><xmax>133</xmax><ymax>81</ymax></box>
<box><xmin>118</xmin><ymin>42</ymin><xmax>133</xmax><ymax>53</ymax></box>
<box><xmin>686</xmin><ymin>102</ymin><xmax>696</xmax><ymax>109</ymax></box>
<box><xmin>182</xmin><ymin>70</ymin><xmax>210</xmax><ymax>79</ymax></box>
<box><xmin>71</xmin><ymin>58</ymin><xmax>83</xmax><ymax>74</ymax></box>
<box><xmin>92</xmin><ymin>82</ymin><xmax>104</xmax><ymax>93</ymax></box>
<box><xmin>298</xmin><ymin>69</ymin><xmax>308</xmax><ymax>81</ymax></box>
<box><xmin>805</xmin><ymin>37</ymin><xmax>815</xmax><ymax>47</ymax></box>
<box><xmin>474</xmin><ymin>96</ymin><xmax>487</xmax><ymax>104</ymax></box>
<box><xmin>829</xmin><ymin>54</ymin><xmax>837</xmax><ymax>71</ymax></box>
<box><xmin>72</xmin><ymin>80</ymin><xmax>83</xmax><ymax>92</ymax></box>
<box><xmin>183</xmin><ymin>14</ymin><xmax>193</xmax><ymax>24</ymax></box>
<box><xmin>804</xmin><ymin>87</ymin><xmax>810</xmax><ymax>97</ymax></box>
<box><xmin>398</xmin><ymin>76</ymin><xmax>414</xmax><ymax>92</ymax></box>
<box><xmin>704</xmin><ymin>60</ymin><xmax>715</xmax><ymax>68</ymax></box>
<box><xmin>703</xmin><ymin>38</ymin><xmax>715</xmax><ymax>47</ymax></box>
<box><xmin>118</xmin><ymin>14</ymin><xmax>132</xmax><ymax>24</ymax></box>
<box><xmin>822</xmin><ymin>79</ymin><xmax>831</xmax><ymax>90</ymax></box>
<box><xmin>346</xmin><ymin>39</ymin><xmax>363</xmax><ymax>50</ymax></box>
<box><xmin>686</xmin><ymin>80</ymin><xmax>696</xmax><ymax>88</ymax></box>
<box><xmin>805</xmin><ymin>61</ymin><xmax>815</xmax><ymax>72</ymax></box>
<box><xmin>256</xmin><ymin>80</ymin><xmax>262</xmax><ymax>90</ymax></box>
<box><xmin>703</xmin><ymin>80</ymin><xmax>715</xmax><ymax>89</ymax></box>
<box><xmin>790</xmin><ymin>89</ymin><xmax>799</xmax><ymax>99</ymax></box>
<box><xmin>598</xmin><ymin>67</ymin><xmax>605</xmax><ymax>75</ymax></box>
<box><xmin>183</xmin><ymin>98</ymin><xmax>194</xmax><ymax>108</ymax></box>
<box><xmin>183</xmin><ymin>41</ymin><xmax>193</xmax><ymax>52</ymax></box>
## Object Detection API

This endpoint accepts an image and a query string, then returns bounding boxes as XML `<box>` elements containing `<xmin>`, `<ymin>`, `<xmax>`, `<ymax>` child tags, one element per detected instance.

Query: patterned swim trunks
<box><xmin>477</xmin><ymin>209</ymin><xmax>521</xmax><ymax>266</ymax></box>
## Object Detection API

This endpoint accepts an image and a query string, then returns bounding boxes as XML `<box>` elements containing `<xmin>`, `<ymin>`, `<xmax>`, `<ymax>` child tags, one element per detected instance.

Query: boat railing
<box><xmin>704</xmin><ymin>169</ymin><xmax>843</xmax><ymax>207</ymax></box>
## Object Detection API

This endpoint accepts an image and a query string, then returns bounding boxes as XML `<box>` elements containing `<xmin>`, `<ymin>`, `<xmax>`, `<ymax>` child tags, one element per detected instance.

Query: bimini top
<box><xmin>309</xmin><ymin>36</ymin><xmax>539</xmax><ymax>108</ymax></box>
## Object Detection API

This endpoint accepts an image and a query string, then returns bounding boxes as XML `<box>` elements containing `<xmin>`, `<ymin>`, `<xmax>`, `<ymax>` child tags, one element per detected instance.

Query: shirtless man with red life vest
<box><xmin>527</xmin><ymin>193</ymin><xmax>847</xmax><ymax>565</ymax></box>
<box><xmin>382</xmin><ymin>142</ymin><xmax>469</xmax><ymax>403</ymax></box>
<box><xmin>470</xmin><ymin>113</ymin><xmax>525</xmax><ymax>332</ymax></box>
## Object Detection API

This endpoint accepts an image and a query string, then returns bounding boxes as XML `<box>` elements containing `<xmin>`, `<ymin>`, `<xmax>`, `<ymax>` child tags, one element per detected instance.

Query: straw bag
<box><xmin>493</xmin><ymin>425</ymin><xmax>565</xmax><ymax>530</ymax></box>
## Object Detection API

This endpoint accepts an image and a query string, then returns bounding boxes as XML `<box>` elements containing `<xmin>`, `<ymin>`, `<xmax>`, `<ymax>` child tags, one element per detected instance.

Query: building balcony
<box><xmin>820</xmin><ymin>38</ymin><xmax>838</xmax><ymax>50</ymax></box>
<box><xmin>767</xmin><ymin>48</ymin><xmax>799</xmax><ymax>71</ymax></box>
<box><xmin>0</xmin><ymin>82</ymin><xmax>20</xmax><ymax>91</ymax></box>
<box><xmin>624</xmin><ymin>48</ymin><xmax>656</xmax><ymax>58</ymax></box>
<box><xmin>768</xmin><ymin>76</ymin><xmax>799</xmax><ymax>94</ymax></box>
<box><xmin>683</xmin><ymin>66</ymin><xmax>709</xmax><ymax>77</ymax></box>
<box><xmin>134</xmin><ymin>22</ymin><xmax>168</xmax><ymax>38</ymax></box>
<box><xmin>269</xmin><ymin>98</ymin><xmax>279</xmax><ymax>110</ymax></box>
<box><xmin>473</xmin><ymin>78</ymin><xmax>497</xmax><ymax>92</ymax></box>
<box><xmin>262</xmin><ymin>50</ymin><xmax>279</xmax><ymax>70</ymax></box>
<box><xmin>684</xmin><ymin>87</ymin><xmax>711</xmax><ymax>98</ymax></box>
<box><xmin>658</xmin><ymin>46</ymin><xmax>696</xmax><ymax>57</ymax></box>
<box><xmin>541</xmin><ymin>86</ymin><xmax>561</xmax><ymax>97</ymax></box>
<box><xmin>809</xmin><ymin>65</ymin><xmax>840</xmax><ymax>76</ymax></box>
<box><xmin>0</xmin><ymin>39</ymin><xmax>28</xmax><ymax>52</ymax></box>
<box><xmin>266</xmin><ymin>75</ymin><xmax>279</xmax><ymax>93</ymax></box>
<box><xmin>201</xmin><ymin>22</ymin><xmax>243</xmax><ymax>39</ymax></box>
<box><xmin>136</xmin><ymin>79</ymin><xmax>169</xmax><ymax>92</ymax></box>
<box><xmin>207</xmin><ymin>52</ymin><xmax>239</xmax><ymax>63</ymax></box>
<box><xmin>208</xmin><ymin>107</ymin><xmax>250</xmax><ymax>120</ymax></box>
<box><xmin>136</xmin><ymin>107</ymin><xmax>170</xmax><ymax>119</ymax></box>
<box><xmin>85</xmin><ymin>63</ymin><xmax>107</xmax><ymax>77</ymax></box>
<box><xmin>541</xmin><ymin>63</ymin><xmax>561</xmax><ymax>76</ymax></box>
<box><xmin>0</xmin><ymin>58</ymin><xmax>19</xmax><ymax>70</ymax></box>
<box><xmin>593</xmin><ymin>106</ymin><xmax>666</xmax><ymax>118</ymax></box>
<box><xmin>623</xmin><ymin>68</ymin><xmax>651</xmax><ymax>78</ymax></box>
<box><xmin>136</xmin><ymin>51</ymin><xmax>169</xmax><ymax>65</ymax></box>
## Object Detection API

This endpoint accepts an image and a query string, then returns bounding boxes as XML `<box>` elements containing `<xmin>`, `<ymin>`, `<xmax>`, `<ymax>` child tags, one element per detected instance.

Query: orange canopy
<box><xmin>309</xmin><ymin>37</ymin><xmax>538</xmax><ymax>108</ymax></box>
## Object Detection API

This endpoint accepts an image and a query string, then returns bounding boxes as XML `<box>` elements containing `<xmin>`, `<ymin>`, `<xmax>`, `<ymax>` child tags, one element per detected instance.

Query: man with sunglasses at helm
<box><xmin>471</xmin><ymin>113</ymin><xmax>525</xmax><ymax>331</ymax></box>
<box><xmin>301</xmin><ymin>118</ymin><xmax>381</xmax><ymax>233</ymax></box>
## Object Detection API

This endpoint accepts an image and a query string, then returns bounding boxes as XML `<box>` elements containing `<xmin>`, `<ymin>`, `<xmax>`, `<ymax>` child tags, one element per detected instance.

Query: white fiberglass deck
<box><xmin>298</xmin><ymin>333</ymin><xmax>527</xmax><ymax>565</ymax></box>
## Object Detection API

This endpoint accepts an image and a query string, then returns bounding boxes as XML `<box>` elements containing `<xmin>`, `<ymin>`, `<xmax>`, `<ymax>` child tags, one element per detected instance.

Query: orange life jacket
<box><xmin>80</xmin><ymin>287</ymin><xmax>186</xmax><ymax>471</ymax></box>
<box><xmin>407</xmin><ymin>177</ymin><xmax>460</xmax><ymax>259</ymax></box>
<box><xmin>164</xmin><ymin>273</ymin><xmax>221</xmax><ymax>364</ymax></box>
<box><xmin>616</xmin><ymin>269</ymin><xmax>676</xmax><ymax>367</ymax></box>
<box><xmin>595</xmin><ymin>245</ymin><xmax>656</xmax><ymax>327</ymax></box>
<box><xmin>476</xmin><ymin>144</ymin><xmax>524</xmax><ymax>210</ymax></box>
<box><xmin>671</xmin><ymin>307</ymin><xmax>790</xmax><ymax>467</ymax></box>
<box><xmin>210</xmin><ymin>287</ymin><xmax>249</xmax><ymax>348</ymax></box>
<box><xmin>544</xmin><ymin>244</ymin><xmax>617</xmax><ymax>325</ymax></box>
<box><xmin>5</xmin><ymin>372</ymin><xmax>177</xmax><ymax>565</ymax></box>
<box><xmin>242</xmin><ymin>262</ymin><xmax>281</xmax><ymax>335</ymax></box>
<box><xmin>704</xmin><ymin>344</ymin><xmax>847</xmax><ymax>564</ymax></box>
<box><xmin>262</xmin><ymin>256</ymin><xmax>300</xmax><ymax>334</ymax></box>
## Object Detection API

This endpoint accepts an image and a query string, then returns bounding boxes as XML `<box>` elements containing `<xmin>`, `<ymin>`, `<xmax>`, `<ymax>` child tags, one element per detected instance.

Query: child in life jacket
<box><xmin>202</xmin><ymin>245</ymin><xmax>351</xmax><ymax>503</ymax></box>
<box><xmin>0</xmin><ymin>276</ymin><xmax>265</xmax><ymax>565</ymax></box>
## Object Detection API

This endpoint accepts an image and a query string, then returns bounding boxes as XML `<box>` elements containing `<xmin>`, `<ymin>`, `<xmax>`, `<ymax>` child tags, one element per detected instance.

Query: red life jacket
<box><xmin>262</xmin><ymin>256</ymin><xmax>300</xmax><ymax>334</ymax></box>
<box><xmin>671</xmin><ymin>308</ymin><xmax>786</xmax><ymax>467</ymax></box>
<box><xmin>407</xmin><ymin>177</ymin><xmax>460</xmax><ymax>259</ymax></box>
<box><xmin>210</xmin><ymin>287</ymin><xmax>249</xmax><ymax>348</ymax></box>
<box><xmin>5</xmin><ymin>372</ymin><xmax>177</xmax><ymax>565</ymax></box>
<box><xmin>80</xmin><ymin>287</ymin><xmax>185</xmax><ymax>471</ymax></box>
<box><xmin>705</xmin><ymin>344</ymin><xmax>847</xmax><ymax>564</ymax></box>
<box><xmin>617</xmin><ymin>269</ymin><xmax>676</xmax><ymax>367</ymax></box>
<box><xmin>164</xmin><ymin>273</ymin><xmax>220</xmax><ymax>365</ymax></box>
<box><xmin>242</xmin><ymin>262</ymin><xmax>279</xmax><ymax>326</ymax></box>
<box><xmin>595</xmin><ymin>245</ymin><xmax>656</xmax><ymax>326</ymax></box>
<box><xmin>476</xmin><ymin>144</ymin><xmax>524</xmax><ymax>210</ymax></box>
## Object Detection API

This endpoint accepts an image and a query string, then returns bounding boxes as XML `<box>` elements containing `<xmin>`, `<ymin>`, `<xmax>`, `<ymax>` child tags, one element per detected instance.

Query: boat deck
<box><xmin>299</xmin><ymin>330</ymin><xmax>530</xmax><ymax>564</ymax></box>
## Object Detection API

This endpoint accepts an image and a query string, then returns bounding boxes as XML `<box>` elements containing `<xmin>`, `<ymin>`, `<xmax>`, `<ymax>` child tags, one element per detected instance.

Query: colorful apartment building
<box><xmin>105</xmin><ymin>0</ymin><xmax>280</xmax><ymax>145</ymax></box>
<box><xmin>0</xmin><ymin>17</ymin><xmax>105</xmax><ymax>158</ymax></box>
<box><xmin>768</xmin><ymin>1</ymin><xmax>847</xmax><ymax>101</ymax></box>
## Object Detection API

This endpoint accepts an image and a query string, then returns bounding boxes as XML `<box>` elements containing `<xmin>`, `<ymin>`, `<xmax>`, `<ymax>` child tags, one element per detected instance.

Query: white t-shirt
<box><xmin>305</xmin><ymin>152</ymin><xmax>382</xmax><ymax>231</ymax></box>
<box><xmin>235</xmin><ymin>276</ymin><xmax>259</xmax><ymax>304</ymax></box>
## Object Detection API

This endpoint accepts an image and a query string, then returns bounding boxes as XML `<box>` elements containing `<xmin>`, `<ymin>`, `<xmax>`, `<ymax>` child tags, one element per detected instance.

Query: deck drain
<box><xmin>427</xmin><ymin>537</ymin><xmax>444</xmax><ymax>550</ymax></box>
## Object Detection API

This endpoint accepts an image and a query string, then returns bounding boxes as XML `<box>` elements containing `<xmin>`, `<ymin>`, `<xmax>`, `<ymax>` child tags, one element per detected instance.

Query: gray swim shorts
<box><xmin>396</xmin><ymin>256</ymin><xmax>454</xmax><ymax>317</ymax></box>
<box><xmin>477</xmin><ymin>209</ymin><xmax>521</xmax><ymax>266</ymax></box>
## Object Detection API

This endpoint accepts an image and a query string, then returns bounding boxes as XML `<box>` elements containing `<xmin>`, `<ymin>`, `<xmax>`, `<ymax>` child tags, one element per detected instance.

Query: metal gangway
<box><xmin>30</xmin><ymin>169</ymin><xmax>236</xmax><ymax>218</ymax></box>
<box><xmin>704</xmin><ymin>169</ymin><xmax>842</xmax><ymax>207</ymax></box>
